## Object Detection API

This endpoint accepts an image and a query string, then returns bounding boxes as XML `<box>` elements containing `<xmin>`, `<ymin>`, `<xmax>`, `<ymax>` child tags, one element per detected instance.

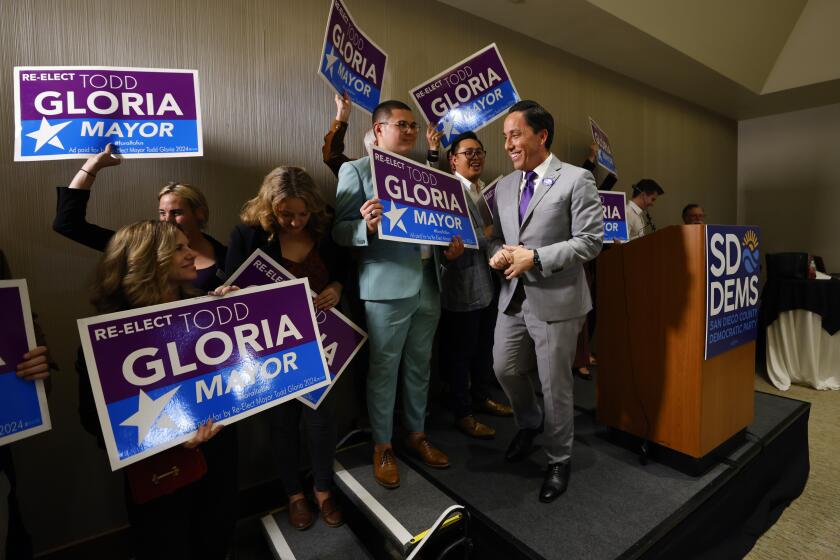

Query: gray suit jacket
<box><xmin>439</xmin><ymin>183</ymin><xmax>495</xmax><ymax>312</ymax></box>
<box><xmin>488</xmin><ymin>155</ymin><xmax>603</xmax><ymax>322</ymax></box>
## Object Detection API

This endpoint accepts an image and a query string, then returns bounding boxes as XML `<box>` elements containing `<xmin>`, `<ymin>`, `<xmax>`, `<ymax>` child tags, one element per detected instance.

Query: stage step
<box><xmin>334</xmin><ymin>438</ymin><xmax>465</xmax><ymax>558</ymax></box>
<box><xmin>261</xmin><ymin>509</ymin><xmax>374</xmax><ymax>560</ymax></box>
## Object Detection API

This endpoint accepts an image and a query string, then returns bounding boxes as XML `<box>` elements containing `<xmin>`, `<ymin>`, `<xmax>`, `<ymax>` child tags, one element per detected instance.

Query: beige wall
<box><xmin>738</xmin><ymin>103</ymin><xmax>840</xmax><ymax>269</ymax></box>
<box><xmin>0</xmin><ymin>0</ymin><xmax>736</xmax><ymax>552</ymax></box>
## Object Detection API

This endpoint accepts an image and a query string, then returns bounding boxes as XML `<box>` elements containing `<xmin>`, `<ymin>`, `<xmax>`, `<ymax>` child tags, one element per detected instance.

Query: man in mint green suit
<box><xmin>332</xmin><ymin>100</ymin><xmax>462</xmax><ymax>488</ymax></box>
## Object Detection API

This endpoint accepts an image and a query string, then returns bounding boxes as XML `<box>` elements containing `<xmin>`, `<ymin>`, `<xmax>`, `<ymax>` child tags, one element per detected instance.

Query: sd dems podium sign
<box><xmin>78</xmin><ymin>281</ymin><xmax>330</xmax><ymax>470</ymax></box>
<box><xmin>705</xmin><ymin>225</ymin><xmax>761</xmax><ymax>360</ymax></box>
<box><xmin>14</xmin><ymin>66</ymin><xmax>202</xmax><ymax>161</ymax></box>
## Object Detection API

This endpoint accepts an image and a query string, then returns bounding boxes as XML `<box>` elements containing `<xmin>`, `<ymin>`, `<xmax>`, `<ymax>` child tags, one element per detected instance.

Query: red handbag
<box><xmin>126</xmin><ymin>446</ymin><xmax>208</xmax><ymax>504</ymax></box>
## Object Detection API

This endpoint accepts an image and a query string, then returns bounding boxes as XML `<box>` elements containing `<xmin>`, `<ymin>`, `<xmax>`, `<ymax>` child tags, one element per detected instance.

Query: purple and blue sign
<box><xmin>371</xmin><ymin>147</ymin><xmax>478</xmax><ymax>249</ymax></box>
<box><xmin>0</xmin><ymin>280</ymin><xmax>51</xmax><ymax>447</ymax></box>
<box><xmin>77</xmin><ymin>281</ymin><xmax>330</xmax><ymax>470</ymax></box>
<box><xmin>481</xmin><ymin>176</ymin><xmax>502</xmax><ymax>219</ymax></box>
<box><xmin>410</xmin><ymin>44</ymin><xmax>520</xmax><ymax>149</ymax></box>
<box><xmin>226</xmin><ymin>250</ymin><xmax>367</xmax><ymax>410</ymax></box>
<box><xmin>589</xmin><ymin>117</ymin><xmax>618</xmax><ymax>177</ymax></box>
<box><xmin>14</xmin><ymin>66</ymin><xmax>202</xmax><ymax>161</ymax></box>
<box><xmin>598</xmin><ymin>190</ymin><xmax>628</xmax><ymax>243</ymax></box>
<box><xmin>705</xmin><ymin>225</ymin><xmax>761</xmax><ymax>360</ymax></box>
<box><xmin>318</xmin><ymin>0</ymin><xmax>387</xmax><ymax>114</ymax></box>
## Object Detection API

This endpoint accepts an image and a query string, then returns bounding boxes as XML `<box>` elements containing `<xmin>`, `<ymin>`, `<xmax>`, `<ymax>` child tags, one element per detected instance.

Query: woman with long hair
<box><xmin>88</xmin><ymin>220</ymin><xmax>236</xmax><ymax>559</ymax></box>
<box><xmin>53</xmin><ymin>143</ymin><xmax>227</xmax><ymax>291</ymax></box>
<box><xmin>226</xmin><ymin>166</ymin><xmax>345</xmax><ymax>530</ymax></box>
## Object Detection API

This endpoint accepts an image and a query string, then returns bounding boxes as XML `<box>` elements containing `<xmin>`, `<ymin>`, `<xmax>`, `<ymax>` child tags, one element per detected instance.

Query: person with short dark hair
<box><xmin>438</xmin><ymin>131</ymin><xmax>513</xmax><ymax>440</ymax></box>
<box><xmin>626</xmin><ymin>178</ymin><xmax>664</xmax><ymax>240</ymax></box>
<box><xmin>489</xmin><ymin>100</ymin><xmax>603</xmax><ymax>502</ymax></box>
<box><xmin>682</xmin><ymin>203</ymin><xmax>705</xmax><ymax>224</ymax></box>
<box><xmin>332</xmin><ymin>100</ymin><xmax>464</xmax><ymax>489</ymax></box>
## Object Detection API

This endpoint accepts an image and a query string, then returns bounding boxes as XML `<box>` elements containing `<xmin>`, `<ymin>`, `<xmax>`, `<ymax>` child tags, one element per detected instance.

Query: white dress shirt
<box><xmin>626</xmin><ymin>200</ymin><xmax>650</xmax><ymax>240</ymax></box>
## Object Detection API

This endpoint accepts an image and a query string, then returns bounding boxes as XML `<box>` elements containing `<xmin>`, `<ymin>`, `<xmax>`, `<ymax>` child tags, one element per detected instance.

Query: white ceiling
<box><xmin>437</xmin><ymin>0</ymin><xmax>840</xmax><ymax>120</ymax></box>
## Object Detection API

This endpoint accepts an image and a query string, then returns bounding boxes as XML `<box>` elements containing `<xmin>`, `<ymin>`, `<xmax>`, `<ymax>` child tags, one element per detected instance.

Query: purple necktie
<box><xmin>519</xmin><ymin>170</ymin><xmax>537</xmax><ymax>224</ymax></box>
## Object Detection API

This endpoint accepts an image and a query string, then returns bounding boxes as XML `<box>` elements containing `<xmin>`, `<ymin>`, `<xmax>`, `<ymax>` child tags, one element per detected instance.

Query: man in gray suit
<box><xmin>488</xmin><ymin>100</ymin><xmax>603</xmax><ymax>502</ymax></box>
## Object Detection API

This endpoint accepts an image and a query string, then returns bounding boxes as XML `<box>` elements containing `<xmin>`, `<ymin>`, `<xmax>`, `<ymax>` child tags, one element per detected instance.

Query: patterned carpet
<box><xmin>746</xmin><ymin>376</ymin><xmax>840</xmax><ymax>560</ymax></box>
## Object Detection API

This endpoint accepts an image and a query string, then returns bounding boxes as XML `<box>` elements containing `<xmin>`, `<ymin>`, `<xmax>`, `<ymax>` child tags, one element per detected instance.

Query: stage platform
<box><xmin>257</xmin><ymin>375</ymin><xmax>809</xmax><ymax>559</ymax></box>
<box><xmin>396</xmin><ymin>382</ymin><xmax>810</xmax><ymax>559</ymax></box>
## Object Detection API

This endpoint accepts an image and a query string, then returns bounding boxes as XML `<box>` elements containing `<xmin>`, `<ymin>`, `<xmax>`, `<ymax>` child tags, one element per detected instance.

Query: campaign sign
<box><xmin>14</xmin><ymin>66</ymin><xmax>202</xmax><ymax>161</ymax></box>
<box><xmin>410</xmin><ymin>44</ymin><xmax>520</xmax><ymax>149</ymax></box>
<box><xmin>0</xmin><ymin>280</ymin><xmax>51</xmax><ymax>447</ymax></box>
<box><xmin>481</xmin><ymin>175</ymin><xmax>502</xmax><ymax>217</ymax></box>
<box><xmin>318</xmin><ymin>0</ymin><xmax>387</xmax><ymax>114</ymax></box>
<box><xmin>705</xmin><ymin>226</ymin><xmax>761</xmax><ymax>360</ymax></box>
<box><xmin>226</xmin><ymin>249</ymin><xmax>367</xmax><ymax>409</ymax></box>
<box><xmin>78</xmin><ymin>281</ymin><xmax>330</xmax><ymax>470</ymax></box>
<box><xmin>589</xmin><ymin>117</ymin><xmax>617</xmax><ymax>177</ymax></box>
<box><xmin>598</xmin><ymin>190</ymin><xmax>628</xmax><ymax>243</ymax></box>
<box><xmin>371</xmin><ymin>147</ymin><xmax>478</xmax><ymax>249</ymax></box>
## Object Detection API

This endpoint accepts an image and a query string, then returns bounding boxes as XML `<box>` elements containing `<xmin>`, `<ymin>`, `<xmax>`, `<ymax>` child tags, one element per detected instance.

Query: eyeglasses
<box><xmin>377</xmin><ymin>121</ymin><xmax>421</xmax><ymax>133</ymax></box>
<box><xmin>453</xmin><ymin>148</ymin><xmax>486</xmax><ymax>159</ymax></box>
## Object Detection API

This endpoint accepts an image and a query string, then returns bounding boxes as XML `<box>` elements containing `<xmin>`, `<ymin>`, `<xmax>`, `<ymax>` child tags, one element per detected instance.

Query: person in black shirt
<box><xmin>52</xmin><ymin>143</ymin><xmax>226</xmax><ymax>292</ymax></box>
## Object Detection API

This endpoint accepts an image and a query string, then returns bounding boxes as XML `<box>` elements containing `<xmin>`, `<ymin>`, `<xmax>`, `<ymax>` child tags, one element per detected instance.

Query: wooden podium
<box><xmin>596</xmin><ymin>225</ymin><xmax>754</xmax><ymax>458</ymax></box>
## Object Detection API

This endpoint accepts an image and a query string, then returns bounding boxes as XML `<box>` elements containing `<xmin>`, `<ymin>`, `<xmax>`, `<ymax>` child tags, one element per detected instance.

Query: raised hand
<box><xmin>335</xmin><ymin>91</ymin><xmax>351</xmax><ymax>123</ymax></box>
<box><xmin>426</xmin><ymin>122</ymin><xmax>443</xmax><ymax>152</ymax></box>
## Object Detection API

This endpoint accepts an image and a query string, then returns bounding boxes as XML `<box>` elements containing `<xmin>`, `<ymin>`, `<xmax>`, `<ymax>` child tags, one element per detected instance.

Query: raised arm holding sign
<box><xmin>317</xmin><ymin>0</ymin><xmax>387</xmax><ymax>113</ymax></box>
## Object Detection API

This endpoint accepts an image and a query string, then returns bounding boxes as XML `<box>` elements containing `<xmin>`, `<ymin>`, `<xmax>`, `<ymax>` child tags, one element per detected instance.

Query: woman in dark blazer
<box><xmin>52</xmin><ymin>143</ymin><xmax>226</xmax><ymax>292</ymax></box>
<box><xmin>52</xmin><ymin>146</ymin><xmax>238</xmax><ymax>556</ymax></box>
<box><xmin>226</xmin><ymin>166</ymin><xmax>345</xmax><ymax>530</ymax></box>
<box><xmin>88</xmin><ymin>220</ymin><xmax>235</xmax><ymax>559</ymax></box>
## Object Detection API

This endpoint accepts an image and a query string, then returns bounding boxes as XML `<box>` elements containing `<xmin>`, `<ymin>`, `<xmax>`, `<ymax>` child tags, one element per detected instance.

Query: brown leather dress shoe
<box><xmin>373</xmin><ymin>447</ymin><xmax>400</xmax><ymax>488</ymax></box>
<box><xmin>478</xmin><ymin>398</ymin><xmax>514</xmax><ymax>417</ymax></box>
<box><xmin>406</xmin><ymin>433</ymin><xmax>450</xmax><ymax>468</ymax></box>
<box><xmin>319</xmin><ymin>496</ymin><xmax>344</xmax><ymax>528</ymax></box>
<box><xmin>288</xmin><ymin>498</ymin><xmax>314</xmax><ymax>530</ymax></box>
<box><xmin>456</xmin><ymin>415</ymin><xmax>496</xmax><ymax>439</ymax></box>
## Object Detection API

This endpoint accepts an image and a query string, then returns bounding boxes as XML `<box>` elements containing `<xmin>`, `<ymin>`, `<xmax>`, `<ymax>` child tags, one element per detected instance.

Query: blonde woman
<box><xmin>86</xmin><ymin>220</ymin><xmax>237</xmax><ymax>559</ymax></box>
<box><xmin>226</xmin><ymin>166</ymin><xmax>345</xmax><ymax>530</ymax></box>
<box><xmin>53</xmin><ymin>143</ymin><xmax>227</xmax><ymax>291</ymax></box>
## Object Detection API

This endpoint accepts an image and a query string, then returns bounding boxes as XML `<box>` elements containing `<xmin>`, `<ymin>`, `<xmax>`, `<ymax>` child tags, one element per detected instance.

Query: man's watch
<box><xmin>532</xmin><ymin>249</ymin><xmax>542</xmax><ymax>272</ymax></box>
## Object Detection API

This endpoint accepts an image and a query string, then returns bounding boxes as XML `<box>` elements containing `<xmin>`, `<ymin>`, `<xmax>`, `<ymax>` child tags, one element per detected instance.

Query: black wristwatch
<box><xmin>533</xmin><ymin>249</ymin><xmax>542</xmax><ymax>272</ymax></box>
<box><xmin>427</xmin><ymin>149</ymin><xmax>439</xmax><ymax>163</ymax></box>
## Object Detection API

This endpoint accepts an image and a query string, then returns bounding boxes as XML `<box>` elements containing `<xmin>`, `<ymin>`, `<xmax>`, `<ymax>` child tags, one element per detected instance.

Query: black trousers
<box><xmin>271</xmin><ymin>396</ymin><xmax>337</xmax><ymax>495</ymax></box>
<box><xmin>125</xmin><ymin>426</ymin><xmax>239</xmax><ymax>560</ymax></box>
<box><xmin>438</xmin><ymin>304</ymin><xmax>497</xmax><ymax>419</ymax></box>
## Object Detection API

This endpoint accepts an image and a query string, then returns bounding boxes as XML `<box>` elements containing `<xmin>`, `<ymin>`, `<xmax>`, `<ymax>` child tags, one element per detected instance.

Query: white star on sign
<box><xmin>324</xmin><ymin>46</ymin><xmax>339</xmax><ymax>77</ymax></box>
<box><xmin>119</xmin><ymin>386</ymin><xmax>181</xmax><ymax>446</ymax></box>
<box><xmin>440</xmin><ymin>118</ymin><xmax>459</xmax><ymax>142</ymax></box>
<box><xmin>26</xmin><ymin>117</ymin><xmax>72</xmax><ymax>152</ymax></box>
<box><xmin>384</xmin><ymin>200</ymin><xmax>408</xmax><ymax>233</ymax></box>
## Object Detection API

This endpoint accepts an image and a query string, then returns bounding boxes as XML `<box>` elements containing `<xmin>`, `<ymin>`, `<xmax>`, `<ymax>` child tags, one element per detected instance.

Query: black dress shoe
<box><xmin>539</xmin><ymin>462</ymin><xmax>570</xmax><ymax>503</ymax></box>
<box><xmin>505</xmin><ymin>427</ymin><xmax>541</xmax><ymax>462</ymax></box>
